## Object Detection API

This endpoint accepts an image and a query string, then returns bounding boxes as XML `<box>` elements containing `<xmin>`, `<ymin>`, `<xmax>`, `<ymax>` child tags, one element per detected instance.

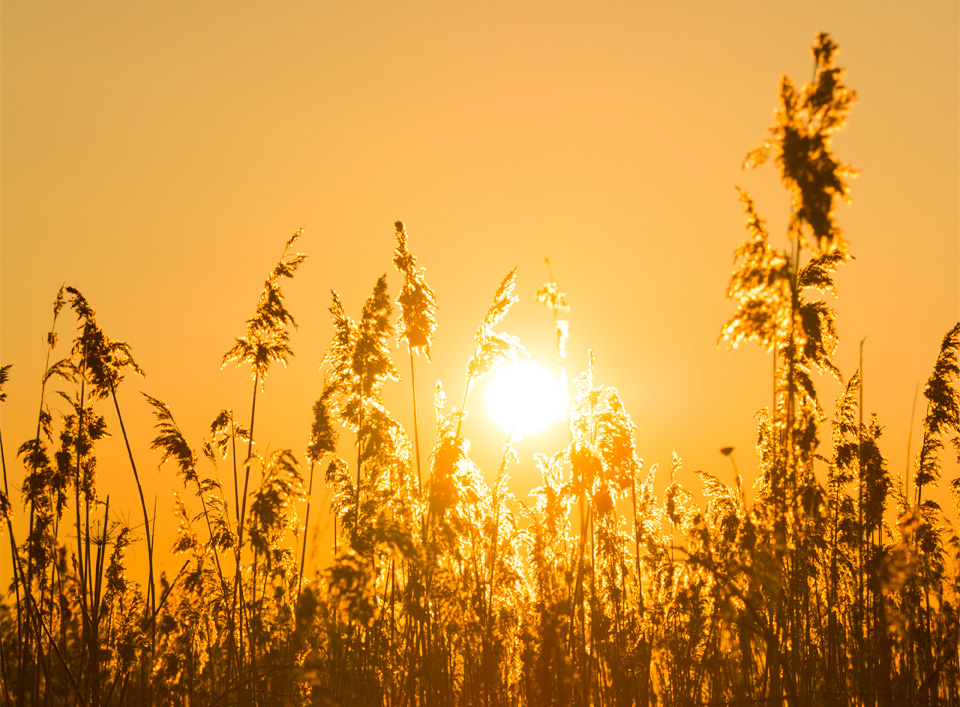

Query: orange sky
<box><xmin>2</xmin><ymin>1</ymin><xmax>958</xmax><ymax>576</ymax></box>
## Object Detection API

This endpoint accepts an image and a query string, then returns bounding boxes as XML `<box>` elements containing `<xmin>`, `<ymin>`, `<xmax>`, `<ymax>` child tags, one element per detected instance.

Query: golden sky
<box><xmin>2</xmin><ymin>1</ymin><xmax>958</xmax><ymax>573</ymax></box>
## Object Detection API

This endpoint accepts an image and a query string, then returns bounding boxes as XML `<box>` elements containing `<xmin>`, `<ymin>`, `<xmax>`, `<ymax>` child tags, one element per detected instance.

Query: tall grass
<box><xmin>2</xmin><ymin>33</ymin><xmax>959</xmax><ymax>706</ymax></box>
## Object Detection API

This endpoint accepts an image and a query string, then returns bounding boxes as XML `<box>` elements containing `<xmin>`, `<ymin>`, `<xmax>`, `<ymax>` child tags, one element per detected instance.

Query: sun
<box><xmin>485</xmin><ymin>361</ymin><xmax>567</xmax><ymax>438</ymax></box>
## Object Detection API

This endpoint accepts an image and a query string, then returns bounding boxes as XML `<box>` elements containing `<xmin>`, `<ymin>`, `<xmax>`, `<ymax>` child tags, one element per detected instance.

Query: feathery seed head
<box><xmin>465</xmin><ymin>268</ymin><xmax>526</xmax><ymax>396</ymax></box>
<box><xmin>65</xmin><ymin>287</ymin><xmax>144</xmax><ymax>398</ymax></box>
<box><xmin>394</xmin><ymin>221</ymin><xmax>439</xmax><ymax>359</ymax></box>
<box><xmin>0</xmin><ymin>364</ymin><xmax>10</xmax><ymax>403</ymax></box>
<box><xmin>915</xmin><ymin>323</ymin><xmax>960</xmax><ymax>493</ymax></box>
<box><xmin>743</xmin><ymin>33</ymin><xmax>856</xmax><ymax>254</ymax></box>
<box><xmin>222</xmin><ymin>228</ymin><xmax>306</xmax><ymax>386</ymax></box>
<box><xmin>307</xmin><ymin>382</ymin><xmax>340</xmax><ymax>464</ymax></box>
<box><xmin>144</xmin><ymin>394</ymin><xmax>199</xmax><ymax>487</ymax></box>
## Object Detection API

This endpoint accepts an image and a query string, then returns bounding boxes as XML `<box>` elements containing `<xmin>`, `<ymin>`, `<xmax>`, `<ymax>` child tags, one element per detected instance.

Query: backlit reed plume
<box><xmin>4</xmin><ymin>34</ymin><xmax>960</xmax><ymax>707</ymax></box>
<box><xmin>220</xmin><ymin>226</ymin><xmax>306</xmax><ymax>697</ymax></box>
<box><xmin>461</xmin><ymin>269</ymin><xmax>526</xmax><ymax>434</ymax></box>
<box><xmin>393</xmin><ymin>220</ymin><xmax>438</xmax><ymax>490</ymax></box>
<box><xmin>537</xmin><ymin>259</ymin><xmax>570</xmax><ymax>422</ymax></box>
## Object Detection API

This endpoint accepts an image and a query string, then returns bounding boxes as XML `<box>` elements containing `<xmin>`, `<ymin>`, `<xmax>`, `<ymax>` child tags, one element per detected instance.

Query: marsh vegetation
<box><xmin>1</xmin><ymin>34</ymin><xmax>958</xmax><ymax>706</ymax></box>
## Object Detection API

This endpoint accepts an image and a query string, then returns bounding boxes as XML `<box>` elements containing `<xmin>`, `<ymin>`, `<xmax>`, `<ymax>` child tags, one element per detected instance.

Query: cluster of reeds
<box><xmin>1</xmin><ymin>33</ymin><xmax>959</xmax><ymax>706</ymax></box>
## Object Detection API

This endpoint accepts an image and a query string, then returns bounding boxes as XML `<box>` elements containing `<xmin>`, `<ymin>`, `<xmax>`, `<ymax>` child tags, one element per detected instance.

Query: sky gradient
<box><xmin>2</xmin><ymin>1</ymin><xmax>958</xmax><ymax>574</ymax></box>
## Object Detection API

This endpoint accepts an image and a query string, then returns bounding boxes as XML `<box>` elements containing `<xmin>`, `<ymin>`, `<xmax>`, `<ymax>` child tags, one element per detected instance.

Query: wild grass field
<box><xmin>1</xmin><ymin>34</ymin><xmax>959</xmax><ymax>707</ymax></box>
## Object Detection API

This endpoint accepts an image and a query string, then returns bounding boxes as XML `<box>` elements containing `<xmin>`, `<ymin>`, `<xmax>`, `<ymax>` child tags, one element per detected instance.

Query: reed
<box><xmin>2</xmin><ymin>34</ymin><xmax>959</xmax><ymax>707</ymax></box>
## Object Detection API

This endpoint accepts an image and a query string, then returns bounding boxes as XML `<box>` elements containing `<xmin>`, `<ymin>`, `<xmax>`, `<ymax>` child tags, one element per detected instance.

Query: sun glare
<box><xmin>485</xmin><ymin>361</ymin><xmax>567</xmax><ymax>438</ymax></box>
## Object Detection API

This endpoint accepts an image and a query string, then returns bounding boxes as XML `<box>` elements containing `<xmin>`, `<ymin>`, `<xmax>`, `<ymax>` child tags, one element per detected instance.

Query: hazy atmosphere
<box><xmin>1</xmin><ymin>2</ymin><xmax>958</xmax><ymax>705</ymax></box>
<box><xmin>4</xmin><ymin>1</ymin><xmax>957</xmax><ymax>567</ymax></box>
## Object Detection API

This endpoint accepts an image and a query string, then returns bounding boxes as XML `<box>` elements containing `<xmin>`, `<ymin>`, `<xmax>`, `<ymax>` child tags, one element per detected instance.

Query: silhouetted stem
<box><xmin>298</xmin><ymin>461</ymin><xmax>315</xmax><ymax>597</ymax></box>
<box><xmin>455</xmin><ymin>379</ymin><xmax>470</xmax><ymax>440</ymax></box>
<box><xmin>111</xmin><ymin>386</ymin><xmax>156</xmax><ymax>621</ymax></box>
<box><xmin>857</xmin><ymin>339</ymin><xmax>867</xmax><ymax>644</ymax></box>
<box><xmin>355</xmin><ymin>409</ymin><xmax>363</xmax><ymax>550</ymax></box>
<box><xmin>904</xmin><ymin>382</ymin><xmax>920</xmax><ymax>503</ymax></box>
<box><xmin>73</xmin><ymin>376</ymin><xmax>89</xmax><ymax>684</ymax></box>
<box><xmin>409</xmin><ymin>347</ymin><xmax>422</xmax><ymax>492</ymax></box>
<box><xmin>483</xmin><ymin>441</ymin><xmax>511</xmax><ymax>703</ymax></box>
<box><xmin>235</xmin><ymin>370</ymin><xmax>260</xmax><ymax>682</ymax></box>
<box><xmin>239</xmin><ymin>371</ymin><xmax>259</xmax><ymax>548</ymax></box>
<box><xmin>21</xmin><ymin>299</ymin><xmax>62</xmax><ymax>697</ymax></box>
<box><xmin>196</xmin><ymin>488</ymin><xmax>228</xmax><ymax>601</ymax></box>
<box><xmin>0</xmin><ymin>411</ymin><xmax>25</xmax><ymax>701</ymax></box>
<box><xmin>231</xmin><ymin>412</ymin><xmax>241</xmax><ymax>527</ymax></box>
<box><xmin>27</xmin><ymin>589</ymin><xmax>83</xmax><ymax>706</ymax></box>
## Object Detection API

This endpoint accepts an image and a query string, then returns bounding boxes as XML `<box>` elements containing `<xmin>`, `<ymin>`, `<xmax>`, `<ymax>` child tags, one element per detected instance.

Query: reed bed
<box><xmin>1</xmin><ymin>34</ymin><xmax>959</xmax><ymax>706</ymax></box>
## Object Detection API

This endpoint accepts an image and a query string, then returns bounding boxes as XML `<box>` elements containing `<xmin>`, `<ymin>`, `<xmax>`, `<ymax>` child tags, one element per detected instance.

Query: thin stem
<box><xmin>483</xmin><ymin>438</ymin><xmax>511</xmax><ymax>703</ymax></box>
<box><xmin>905</xmin><ymin>381</ymin><xmax>920</xmax><ymax>506</ymax></box>
<box><xmin>74</xmin><ymin>376</ymin><xmax>89</xmax><ymax>691</ymax></box>
<box><xmin>196</xmin><ymin>487</ymin><xmax>229</xmax><ymax>602</ymax></box>
<box><xmin>298</xmin><ymin>461</ymin><xmax>316</xmax><ymax>597</ymax></box>
<box><xmin>27</xmin><ymin>589</ymin><xmax>85</xmax><ymax>707</ymax></box>
<box><xmin>0</xmin><ymin>408</ymin><xmax>25</xmax><ymax>700</ymax></box>
<box><xmin>231</xmin><ymin>411</ymin><xmax>241</xmax><ymax>528</ymax></box>
<box><xmin>409</xmin><ymin>347</ymin><xmax>422</xmax><ymax>492</ymax></box>
<box><xmin>455</xmin><ymin>365</ymin><xmax>473</xmax><ymax>441</ymax></box>
<box><xmin>857</xmin><ymin>339</ymin><xmax>865</xmax><ymax>650</ymax></box>
<box><xmin>234</xmin><ymin>370</ymin><xmax>260</xmax><ymax>685</ymax></box>
<box><xmin>355</xmin><ymin>407</ymin><xmax>364</xmax><ymax>550</ymax></box>
<box><xmin>238</xmin><ymin>371</ymin><xmax>260</xmax><ymax>547</ymax></box>
<box><xmin>21</xmin><ymin>299</ymin><xmax>63</xmax><ymax>700</ymax></box>
<box><xmin>111</xmin><ymin>387</ymin><xmax>156</xmax><ymax>621</ymax></box>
